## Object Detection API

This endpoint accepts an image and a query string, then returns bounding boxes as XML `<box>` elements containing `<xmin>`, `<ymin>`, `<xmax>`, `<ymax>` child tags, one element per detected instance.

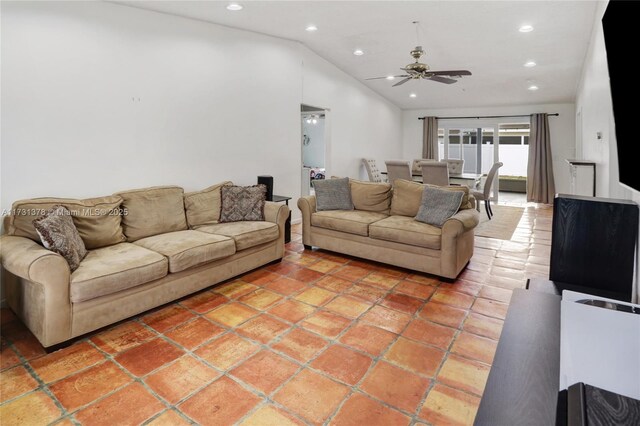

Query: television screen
<box><xmin>602</xmin><ymin>1</ymin><xmax>640</xmax><ymax>192</ymax></box>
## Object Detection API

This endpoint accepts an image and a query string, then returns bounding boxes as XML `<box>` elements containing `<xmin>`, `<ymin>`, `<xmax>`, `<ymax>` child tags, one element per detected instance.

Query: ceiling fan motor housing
<box><xmin>410</xmin><ymin>46</ymin><xmax>424</xmax><ymax>59</ymax></box>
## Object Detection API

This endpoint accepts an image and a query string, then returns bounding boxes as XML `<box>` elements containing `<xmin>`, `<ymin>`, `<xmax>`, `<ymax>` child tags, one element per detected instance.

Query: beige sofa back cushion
<box><xmin>183</xmin><ymin>181</ymin><xmax>232</xmax><ymax>228</ymax></box>
<box><xmin>8</xmin><ymin>196</ymin><xmax>126</xmax><ymax>249</ymax></box>
<box><xmin>350</xmin><ymin>179</ymin><xmax>393</xmax><ymax>213</ymax></box>
<box><xmin>390</xmin><ymin>179</ymin><xmax>473</xmax><ymax>217</ymax></box>
<box><xmin>116</xmin><ymin>186</ymin><xmax>188</xmax><ymax>242</ymax></box>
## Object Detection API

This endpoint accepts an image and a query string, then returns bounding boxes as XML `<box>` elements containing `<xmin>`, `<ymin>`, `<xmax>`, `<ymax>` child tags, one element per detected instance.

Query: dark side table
<box><xmin>272</xmin><ymin>195</ymin><xmax>292</xmax><ymax>243</ymax></box>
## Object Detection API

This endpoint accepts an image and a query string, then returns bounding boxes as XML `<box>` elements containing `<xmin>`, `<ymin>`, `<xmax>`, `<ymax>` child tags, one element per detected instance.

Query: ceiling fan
<box><xmin>366</xmin><ymin>45</ymin><xmax>472</xmax><ymax>87</ymax></box>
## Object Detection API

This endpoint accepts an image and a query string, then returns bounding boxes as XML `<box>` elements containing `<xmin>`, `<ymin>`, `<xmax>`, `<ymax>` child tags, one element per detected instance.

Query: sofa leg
<box><xmin>440</xmin><ymin>276</ymin><xmax>456</xmax><ymax>284</ymax></box>
<box><xmin>44</xmin><ymin>340</ymin><xmax>74</xmax><ymax>354</ymax></box>
<box><xmin>303</xmin><ymin>244</ymin><xmax>312</xmax><ymax>250</ymax></box>
<box><xmin>268</xmin><ymin>258</ymin><xmax>282</xmax><ymax>265</ymax></box>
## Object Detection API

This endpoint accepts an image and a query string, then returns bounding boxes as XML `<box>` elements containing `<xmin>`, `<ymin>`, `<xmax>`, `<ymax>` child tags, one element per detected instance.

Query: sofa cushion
<box><xmin>369</xmin><ymin>215</ymin><xmax>442</xmax><ymax>249</ymax></box>
<box><xmin>8</xmin><ymin>196</ymin><xmax>126</xmax><ymax>249</ymax></box>
<box><xmin>133</xmin><ymin>230</ymin><xmax>236</xmax><ymax>273</ymax></box>
<box><xmin>311</xmin><ymin>210</ymin><xmax>388</xmax><ymax>236</ymax></box>
<box><xmin>195</xmin><ymin>221</ymin><xmax>278</xmax><ymax>251</ymax></box>
<box><xmin>313</xmin><ymin>177</ymin><xmax>354</xmax><ymax>211</ymax></box>
<box><xmin>70</xmin><ymin>243</ymin><xmax>168</xmax><ymax>303</ymax></box>
<box><xmin>184</xmin><ymin>181</ymin><xmax>233</xmax><ymax>228</ymax></box>
<box><xmin>350</xmin><ymin>179</ymin><xmax>392</xmax><ymax>213</ymax></box>
<box><xmin>116</xmin><ymin>186</ymin><xmax>188</xmax><ymax>242</ymax></box>
<box><xmin>390</xmin><ymin>179</ymin><xmax>472</xmax><ymax>217</ymax></box>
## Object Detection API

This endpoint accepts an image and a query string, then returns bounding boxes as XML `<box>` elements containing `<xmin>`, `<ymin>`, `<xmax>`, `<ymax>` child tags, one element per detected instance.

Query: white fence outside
<box><xmin>440</xmin><ymin>143</ymin><xmax>528</xmax><ymax>177</ymax></box>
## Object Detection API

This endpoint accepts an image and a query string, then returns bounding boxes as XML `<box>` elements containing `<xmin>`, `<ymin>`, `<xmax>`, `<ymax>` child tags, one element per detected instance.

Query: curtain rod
<box><xmin>418</xmin><ymin>113</ymin><xmax>559</xmax><ymax>120</ymax></box>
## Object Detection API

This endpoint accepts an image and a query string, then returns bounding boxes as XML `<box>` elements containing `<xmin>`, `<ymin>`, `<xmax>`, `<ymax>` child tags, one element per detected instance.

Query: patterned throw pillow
<box><xmin>415</xmin><ymin>186</ymin><xmax>464</xmax><ymax>227</ymax></box>
<box><xmin>219</xmin><ymin>185</ymin><xmax>267</xmax><ymax>222</ymax></box>
<box><xmin>313</xmin><ymin>177</ymin><xmax>354</xmax><ymax>211</ymax></box>
<box><xmin>33</xmin><ymin>205</ymin><xmax>88</xmax><ymax>271</ymax></box>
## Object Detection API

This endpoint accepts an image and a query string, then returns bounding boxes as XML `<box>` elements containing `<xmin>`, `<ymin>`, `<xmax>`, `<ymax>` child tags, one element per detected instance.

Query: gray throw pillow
<box><xmin>415</xmin><ymin>186</ymin><xmax>464</xmax><ymax>227</ymax></box>
<box><xmin>313</xmin><ymin>177</ymin><xmax>354</xmax><ymax>211</ymax></box>
<box><xmin>33</xmin><ymin>205</ymin><xmax>88</xmax><ymax>271</ymax></box>
<box><xmin>219</xmin><ymin>185</ymin><xmax>267</xmax><ymax>222</ymax></box>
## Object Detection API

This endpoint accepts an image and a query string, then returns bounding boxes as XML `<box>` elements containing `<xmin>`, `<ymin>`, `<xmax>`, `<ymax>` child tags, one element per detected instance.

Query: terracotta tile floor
<box><xmin>0</xmin><ymin>204</ymin><xmax>552</xmax><ymax>425</ymax></box>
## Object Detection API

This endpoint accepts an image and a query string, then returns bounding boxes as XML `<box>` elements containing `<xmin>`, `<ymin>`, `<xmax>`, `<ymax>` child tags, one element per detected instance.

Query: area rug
<box><xmin>474</xmin><ymin>204</ymin><xmax>524</xmax><ymax>240</ymax></box>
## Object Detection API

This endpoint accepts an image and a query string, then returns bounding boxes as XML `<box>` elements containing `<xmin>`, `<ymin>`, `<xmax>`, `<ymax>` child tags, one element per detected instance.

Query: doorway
<box><xmin>301</xmin><ymin>104</ymin><xmax>329</xmax><ymax>196</ymax></box>
<box><xmin>438</xmin><ymin>119</ymin><xmax>530</xmax><ymax>203</ymax></box>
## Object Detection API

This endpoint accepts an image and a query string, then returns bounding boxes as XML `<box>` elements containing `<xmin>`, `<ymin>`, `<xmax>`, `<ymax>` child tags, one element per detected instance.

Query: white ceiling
<box><xmin>116</xmin><ymin>1</ymin><xmax>598</xmax><ymax>109</ymax></box>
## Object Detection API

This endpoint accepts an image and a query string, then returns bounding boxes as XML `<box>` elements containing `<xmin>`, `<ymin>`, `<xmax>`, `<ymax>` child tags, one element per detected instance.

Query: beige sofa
<box><xmin>0</xmin><ymin>184</ymin><xmax>289</xmax><ymax>348</ymax></box>
<box><xmin>298</xmin><ymin>179</ymin><xmax>479</xmax><ymax>280</ymax></box>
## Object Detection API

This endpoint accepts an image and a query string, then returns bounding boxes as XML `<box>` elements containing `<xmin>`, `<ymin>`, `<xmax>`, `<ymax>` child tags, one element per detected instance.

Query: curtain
<box><xmin>422</xmin><ymin>117</ymin><xmax>438</xmax><ymax>159</ymax></box>
<box><xmin>527</xmin><ymin>113</ymin><xmax>556</xmax><ymax>204</ymax></box>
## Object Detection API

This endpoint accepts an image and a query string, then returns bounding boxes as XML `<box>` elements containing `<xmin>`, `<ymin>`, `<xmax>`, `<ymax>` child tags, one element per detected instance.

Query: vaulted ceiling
<box><xmin>117</xmin><ymin>1</ymin><xmax>598</xmax><ymax>109</ymax></box>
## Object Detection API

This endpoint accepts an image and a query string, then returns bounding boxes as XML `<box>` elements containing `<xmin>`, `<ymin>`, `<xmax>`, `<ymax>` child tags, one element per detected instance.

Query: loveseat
<box><xmin>298</xmin><ymin>179</ymin><xmax>479</xmax><ymax>279</ymax></box>
<box><xmin>0</xmin><ymin>183</ymin><xmax>289</xmax><ymax>348</ymax></box>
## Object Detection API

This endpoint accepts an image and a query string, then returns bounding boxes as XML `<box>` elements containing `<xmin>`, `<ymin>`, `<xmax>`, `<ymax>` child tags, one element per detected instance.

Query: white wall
<box><xmin>300</xmin><ymin>47</ymin><xmax>403</xmax><ymax>182</ymax></box>
<box><xmin>402</xmin><ymin>104</ymin><xmax>576</xmax><ymax>195</ymax></box>
<box><xmin>1</xmin><ymin>1</ymin><xmax>403</xmax><ymax>224</ymax></box>
<box><xmin>575</xmin><ymin>0</ymin><xmax>638</xmax><ymax>301</ymax></box>
<box><xmin>575</xmin><ymin>0</ymin><xmax>629</xmax><ymax>201</ymax></box>
<box><xmin>302</xmin><ymin>117</ymin><xmax>325</xmax><ymax>168</ymax></box>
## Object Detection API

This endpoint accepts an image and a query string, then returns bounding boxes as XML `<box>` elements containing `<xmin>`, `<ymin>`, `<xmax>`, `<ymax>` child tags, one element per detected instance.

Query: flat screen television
<box><xmin>602</xmin><ymin>0</ymin><xmax>640</xmax><ymax>192</ymax></box>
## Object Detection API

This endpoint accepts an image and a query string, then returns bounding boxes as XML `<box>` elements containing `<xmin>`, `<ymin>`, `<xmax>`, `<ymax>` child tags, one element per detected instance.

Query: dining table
<box><xmin>381</xmin><ymin>171</ymin><xmax>483</xmax><ymax>189</ymax></box>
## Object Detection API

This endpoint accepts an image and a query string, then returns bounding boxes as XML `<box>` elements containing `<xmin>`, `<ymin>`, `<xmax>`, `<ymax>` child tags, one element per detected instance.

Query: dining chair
<box><xmin>362</xmin><ymin>158</ymin><xmax>383</xmax><ymax>182</ymax></box>
<box><xmin>472</xmin><ymin>161</ymin><xmax>504</xmax><ymax>220</ymax></box>
<box><xmin>421</xmin><ymin>161</ymin><xmax>449</xmax><ymax>186</ymax></box>
<box><xmin>385</xmin><ymin>160</ymin><xmax>412</xmax><ymax>186</ymax></box>
<box><xmin>412</xmin><ymin>158</ymin><xmax>436</xmax><ymax>174</ymax></box>
<box><xmin>441</xmin><ymin>159</ymin><xmax>464</xmax><ymax>175</ymax></box>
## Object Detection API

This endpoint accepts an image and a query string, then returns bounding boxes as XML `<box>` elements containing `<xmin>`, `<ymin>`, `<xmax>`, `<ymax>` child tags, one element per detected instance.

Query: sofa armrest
<box><xmin>1</xmin><ymin>235</ymin><xmax>72</xmax><ymax>347</ymax></box>
<box><xmin>443</xmin><ymin>208</ymin><xmax>480</xmax><ymax>235</ymax></box>
<box><xmin>264</xmin><ymin>202</ymin><xmax>289</xmax><ymax>259</ymax></box>
<box><xmin>264</xmin><ymin>201</ymin><xmax>289</xmax><ymax>227</ymax></box>
<box><xmin>297</xmin><ymin>196</ymin><xmax>316</xmax><ymax>246</ymax></box>
<box><xmin>1</xmin><ymin>235</ymin><xmax>70</xmax><ymax>282</ymax></box>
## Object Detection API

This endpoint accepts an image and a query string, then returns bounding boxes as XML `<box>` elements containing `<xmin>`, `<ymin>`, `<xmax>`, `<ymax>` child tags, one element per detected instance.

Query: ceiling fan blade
<box><xmin>392</xmin><ymin>77</ymin><xmax>412</xmax><ymax>87</ymax></box>
<box><xmin>428</xmin><ymin>76</ymin><xmax>457</xmax><ymax>84</ymax></box>
<box><xmin>365</xmin><ymin>75</ymin><xmax>409</xmax><ymax>81</ymax></box>
<box><xmin>429</xmin><ymin>70</ymin><xmax>472</xmax><ymax>76</ymax></box>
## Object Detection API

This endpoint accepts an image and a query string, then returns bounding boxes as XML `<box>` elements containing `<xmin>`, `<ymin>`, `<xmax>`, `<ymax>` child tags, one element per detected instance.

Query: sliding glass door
<box><xmin>442</xmin><ymin>126</ymin><xmax>497</xmax><ymax>174</ymax></box>
<box><xmin>438</xmin><ymin>119</ymin><xmax>530</xmax><ymax>202</ymax></box>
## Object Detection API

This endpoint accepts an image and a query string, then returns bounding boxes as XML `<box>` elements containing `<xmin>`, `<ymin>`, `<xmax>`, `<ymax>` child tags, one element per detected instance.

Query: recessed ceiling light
<box><xmin>524</xmin><ymin>60</ymin><xmax>537</xmax><ymax>67</ymax></box>
<box><xmin>386</xmin><ymin>75</ymin><xmax>395</xmax><ymax>80</ymax></box>
<box><xmin>528</xmin><ymin>85</ymin><xmax>539</xmax><ymax>91</ymax></box>
<box><xmin>519</xmin><ymin>25</ymin><xmax>534</xmax><ymax>33</ymax></box>
<box><xmin>353</xmin><ymin>49</ymin><xmax>364</xmax><ymax>56</ymax></box>
<box><xmin>409</xmin><ymin>93</ymin><xmax>417</xmax><ymax>98</ymax></box>
<box><xmin>226</xmin><ymin>3</ymin><xmax>243</xmax><ymax>11</ymax></box>
<box><xmin>305</xmin><ymin>25</ymin><xmax>318</xmax><ymax>32</ymax></box>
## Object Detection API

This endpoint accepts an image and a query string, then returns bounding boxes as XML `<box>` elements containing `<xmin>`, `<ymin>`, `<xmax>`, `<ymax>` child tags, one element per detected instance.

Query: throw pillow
<box><xmin>313</xmin><ymin>177</ymin><xmax>354</xmax><ymax>211</ymax></box>
<box><xmin>415</xmin><ymin>186</ymin><xmax>464</xmax><ymax>227</ymax></box>
<box><xmin>33</xmin><ymin>205</ymin><xmax>88</xmax><ymax>272</ymax></box>
<box><xmin>220</xmin><ymin>185</ymin><xmax>267</xmax><ymax>222</ymax></box>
